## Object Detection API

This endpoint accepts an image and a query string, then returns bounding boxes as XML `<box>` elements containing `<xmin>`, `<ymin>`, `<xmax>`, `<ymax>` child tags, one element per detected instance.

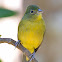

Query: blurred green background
<box><xmin>0</xmin><ymin>0</ymin><xmax>62</xmax><ymax>62</ymax></box>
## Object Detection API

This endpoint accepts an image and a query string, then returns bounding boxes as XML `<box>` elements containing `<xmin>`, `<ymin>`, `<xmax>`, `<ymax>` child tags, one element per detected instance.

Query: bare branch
<box><xmin>0</xmin><ymin>38</ymin><xmax>38</xmax><ymax>62</ymax></box>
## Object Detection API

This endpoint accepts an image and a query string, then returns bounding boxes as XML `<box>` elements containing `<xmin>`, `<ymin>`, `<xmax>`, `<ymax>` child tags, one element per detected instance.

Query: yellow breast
<box><xmin>18</xmin><ymin>19</ymin><xmax>45</xmax><ymax>53</ymax></box>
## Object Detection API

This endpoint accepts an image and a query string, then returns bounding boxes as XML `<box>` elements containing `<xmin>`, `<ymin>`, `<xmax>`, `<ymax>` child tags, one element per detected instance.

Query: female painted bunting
<box><xmin>18</xmin><ymin>5</ymin><xmax>45</xmax><ymax>61</ymax></box>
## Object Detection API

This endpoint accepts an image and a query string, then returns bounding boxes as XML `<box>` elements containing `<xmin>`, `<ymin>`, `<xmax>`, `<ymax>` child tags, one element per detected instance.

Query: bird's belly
<box><xmin>18</xmin><ymin>31</ymin><xmax>43</xmax><ymax>50</ymax></box>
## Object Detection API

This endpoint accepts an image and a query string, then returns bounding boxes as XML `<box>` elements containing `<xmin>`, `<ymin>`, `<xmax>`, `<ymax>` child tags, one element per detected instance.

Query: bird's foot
<box><xmin>29</xmin><ymin>51</ymin><xmax>35</xmax><ymax>62</ymax></box>
<box><xmin>15</xmin><ymin>40</ymin><xmax>20</xmax><ymax>47</ymax></box>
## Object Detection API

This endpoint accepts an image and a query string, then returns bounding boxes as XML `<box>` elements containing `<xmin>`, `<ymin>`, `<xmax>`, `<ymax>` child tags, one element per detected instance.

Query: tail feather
<box><xmin>26</xmin><ymin>56</ymin><xmax>29</xmax><ymax>61</ymax></box>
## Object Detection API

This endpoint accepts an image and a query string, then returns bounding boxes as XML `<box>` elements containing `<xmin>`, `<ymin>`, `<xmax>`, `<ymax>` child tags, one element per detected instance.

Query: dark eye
<box><xmin>30</xmin><ymin>10</ymin><xmax>34</xmax><ymax>14</ymax></box>
<box><xmin>30</xmin><ymin>10</ymin><xmax>36</xmax><ymax>14</ymax></box>
<box><xmin>31</xmin><ymin>10</ymin><xmax>33</xmax><ymax>13</ymax></box>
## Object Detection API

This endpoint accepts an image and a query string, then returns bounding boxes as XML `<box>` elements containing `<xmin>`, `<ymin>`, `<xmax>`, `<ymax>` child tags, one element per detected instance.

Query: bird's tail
<box><xmin>26</xmin><ymin>49</ymin><xmax>34</xmax><ymax>61</ymax></box>
<box><xmin>26</xmin><ymin>56</ymin><xmax>29</xmax><ymax>61</ymax></box>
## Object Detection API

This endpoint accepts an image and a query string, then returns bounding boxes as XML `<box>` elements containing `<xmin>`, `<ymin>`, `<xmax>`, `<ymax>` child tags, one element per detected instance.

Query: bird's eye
<box><xmin>30</xmin><ymin>10</ymin><xmax>36</xmax><ymax>14</ymax></box>
<box><xmin>31</xmin><ymin>10</ymin><xmax>34</xmax><ymax>13</ymax></box>
<box><xmin>30</xmin><ymin>10</ymin><xmax>34</xmax><ymax>14</ymax></box>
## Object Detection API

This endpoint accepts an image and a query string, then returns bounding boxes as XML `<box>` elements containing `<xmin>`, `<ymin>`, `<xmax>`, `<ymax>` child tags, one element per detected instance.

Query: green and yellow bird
<box><xmin>18</xmin><ymin>5</ymin><xmax>45</xmax><ymax>61</ymax></box>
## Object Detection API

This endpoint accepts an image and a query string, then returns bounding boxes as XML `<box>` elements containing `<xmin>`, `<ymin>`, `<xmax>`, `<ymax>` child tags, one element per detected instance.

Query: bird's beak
<box><xmin>38</xmin><ymin>9</ymin><xmax>43</xmax><ymax>13</ymax></box>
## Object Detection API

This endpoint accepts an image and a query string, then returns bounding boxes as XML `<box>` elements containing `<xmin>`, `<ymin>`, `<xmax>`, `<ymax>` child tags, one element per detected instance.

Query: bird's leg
<box><xmin>15</xmin><ymin>40</ymin><xmax>20</xmax><ymax>47</ymax></box>
<box><xmin>29</xmin><ymin>51</ymin><xmax>35</xmax><ymax>62</ymax></box>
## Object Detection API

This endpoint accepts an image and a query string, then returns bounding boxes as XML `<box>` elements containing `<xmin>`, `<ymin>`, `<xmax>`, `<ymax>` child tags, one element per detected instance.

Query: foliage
<box><xmin>0</xmin><ymin>59</ymin><xmax>2</xmax><ymax>62</ymax></box>
<box><xmin>0</xmin><ymin>8</ymin><xmax>17</xmax><ymax>18</ymax></box>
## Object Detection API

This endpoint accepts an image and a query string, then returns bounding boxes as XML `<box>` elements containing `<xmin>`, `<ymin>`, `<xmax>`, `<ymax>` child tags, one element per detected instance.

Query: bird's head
<box><xmin>24</xmin><ymin>5</ymin><xmax>43</xmax><ymax>20</ymax></box>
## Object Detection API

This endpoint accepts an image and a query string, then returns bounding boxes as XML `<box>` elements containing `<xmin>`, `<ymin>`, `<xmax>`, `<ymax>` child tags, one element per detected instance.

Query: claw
<box><xmin>29</xmin><ymin>51</ymin><xmax>35</xmax><ymax>62</ymax></box>
<box><xmin>15</xmin><ymin>40</ymin><xmax>20</xmax><ymax>47</ymax></box>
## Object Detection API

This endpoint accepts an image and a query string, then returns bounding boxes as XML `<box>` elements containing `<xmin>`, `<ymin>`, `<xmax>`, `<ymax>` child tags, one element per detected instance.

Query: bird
<box><xmin>17</xmin><ymin>5</ymin><xmax>45</xmax><ymax>61</ymax></box>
